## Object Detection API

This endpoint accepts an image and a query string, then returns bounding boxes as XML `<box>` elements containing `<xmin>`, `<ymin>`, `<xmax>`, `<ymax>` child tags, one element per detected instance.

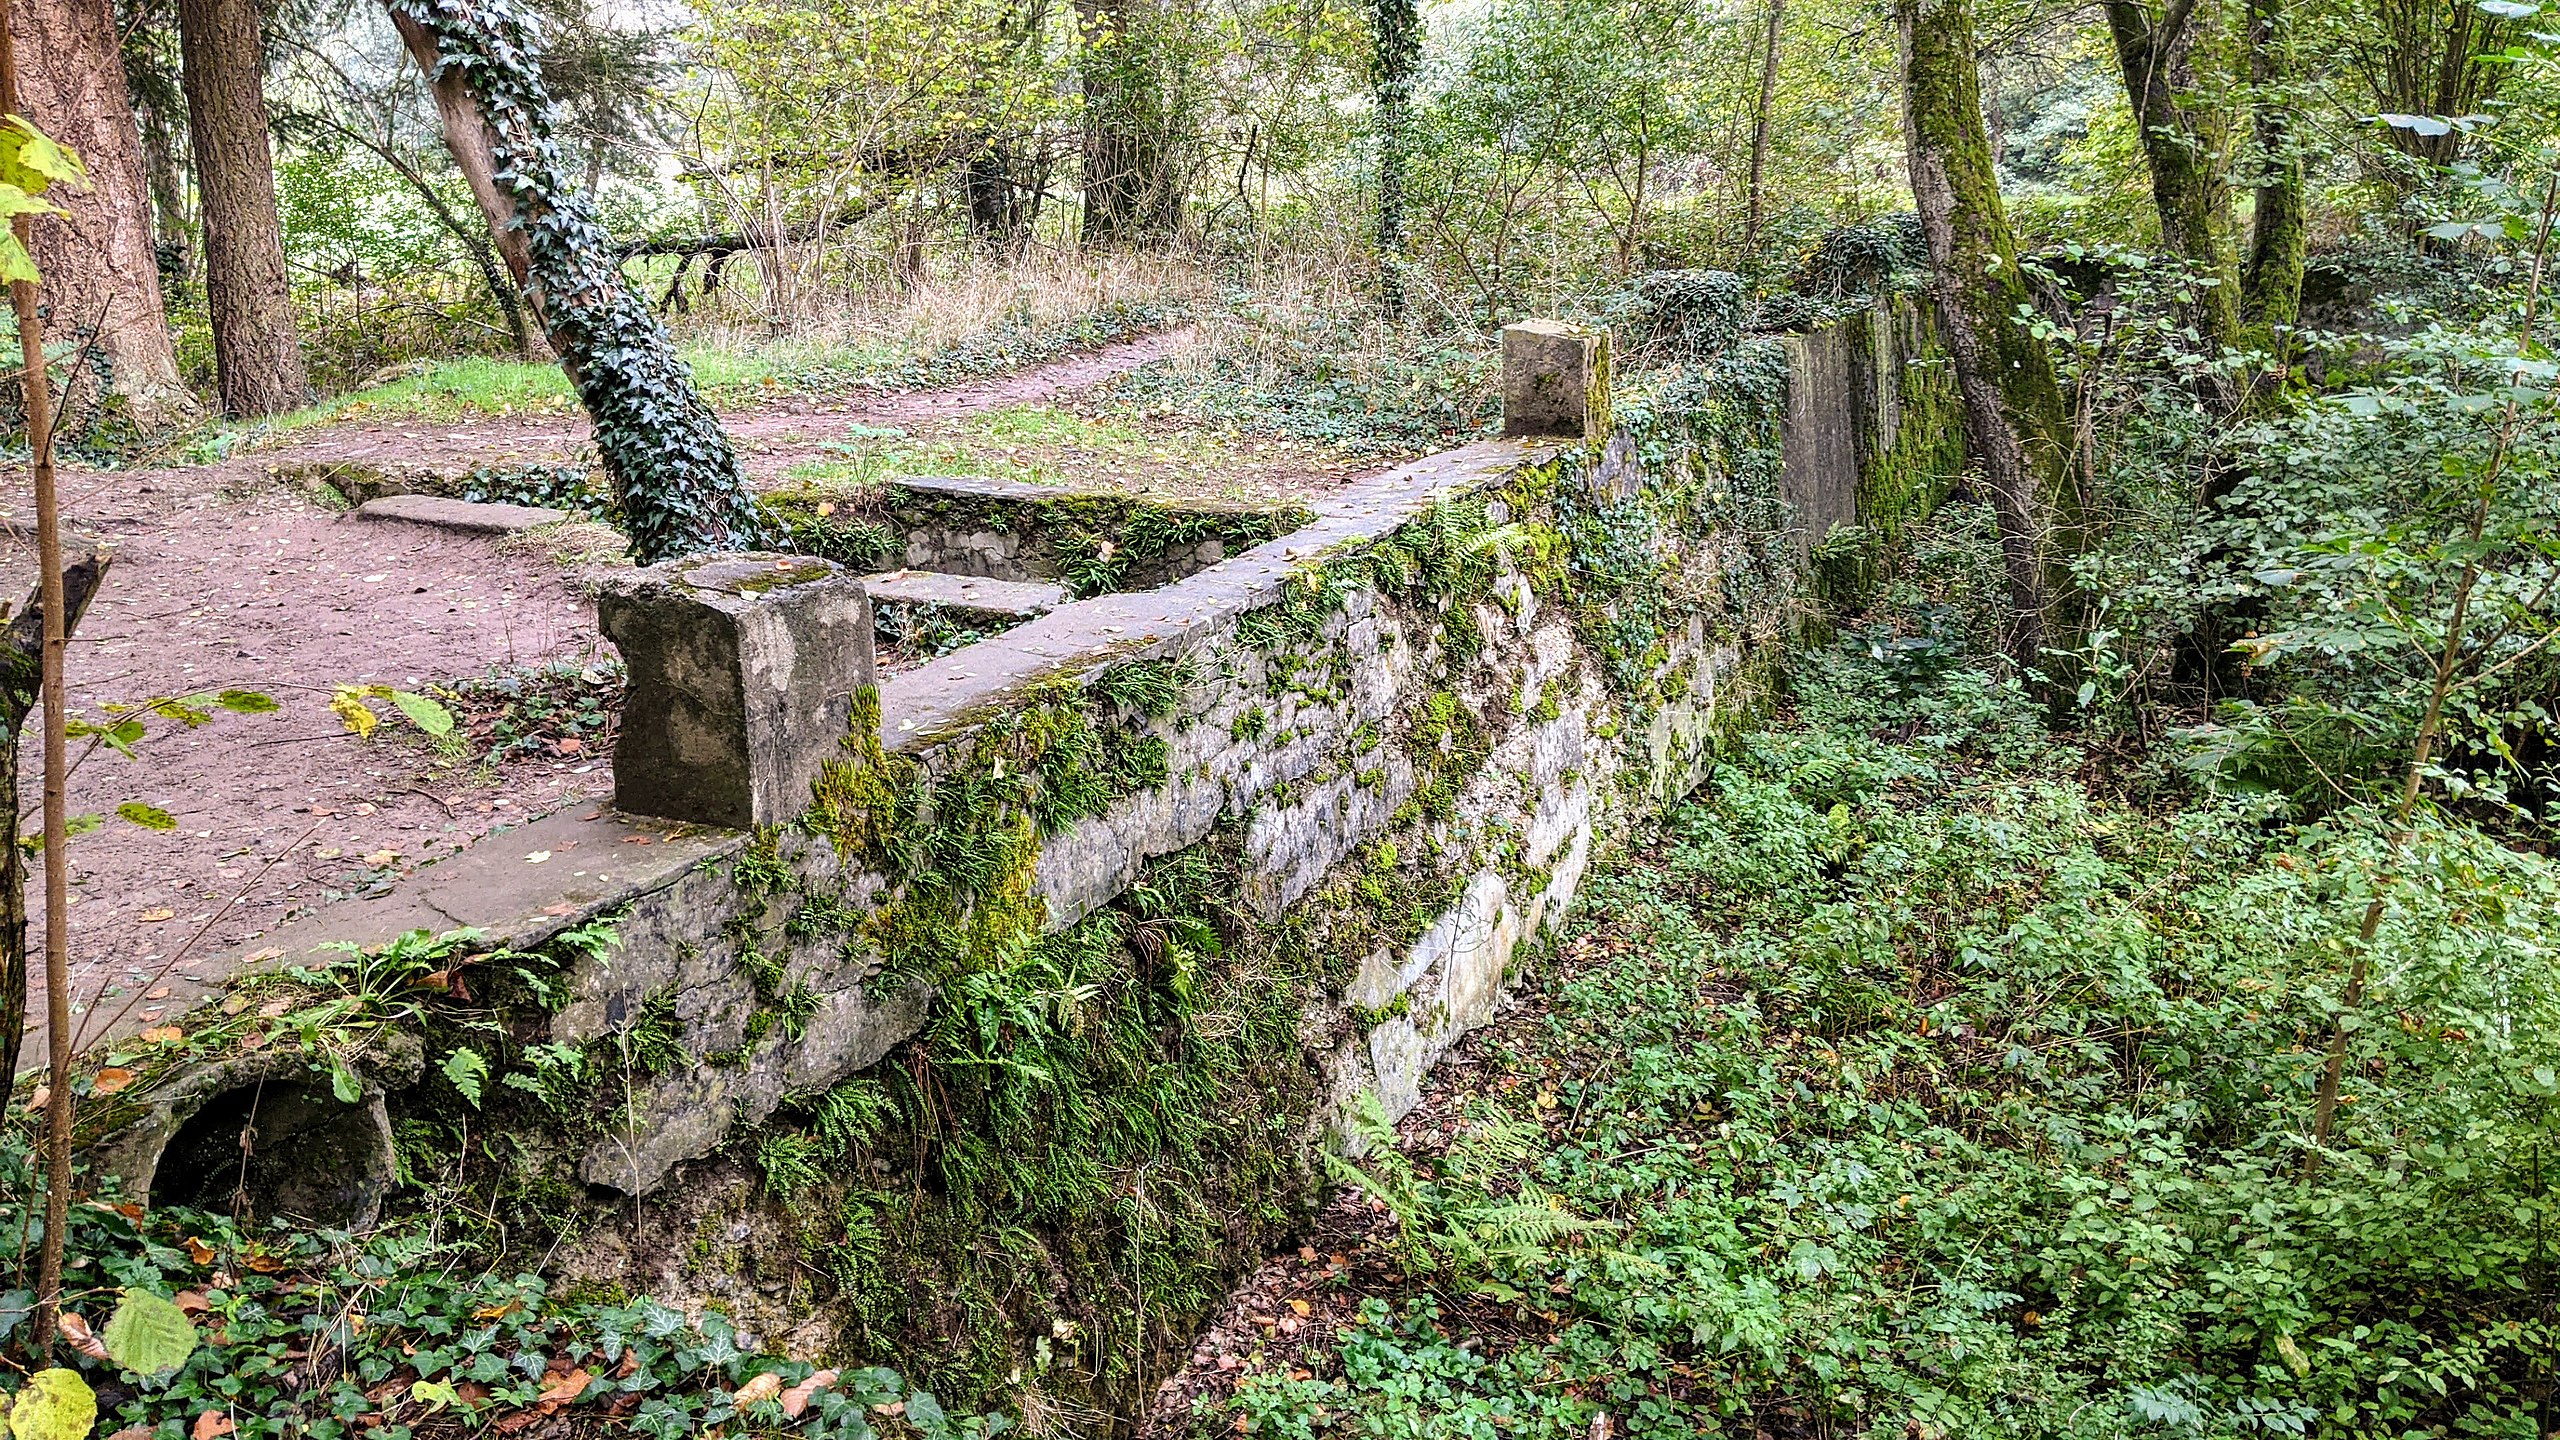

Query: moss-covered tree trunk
<box><xmin>1897</xmin><ymin>0</ymin><xmax>2080</xmax><ymax>667</ymax></box>
<box><xmin>1373</xmin><ymin>0</ymin><xmax>1419</xmax><ymax>316</ymax></box>
<box><xmin>2103</xmin><ymin>0</ymin><xmax>2242</xmax><ymax>351</ymax></box>
<box><xmin>384</xmin><ymin>0</ymin><xmax>763</xmax><ymax>564</ymax></box>
<box><xmin>2242</xmin><ymin>0</ymin><xmax>2304</xmax><ymax>328</ymax></box>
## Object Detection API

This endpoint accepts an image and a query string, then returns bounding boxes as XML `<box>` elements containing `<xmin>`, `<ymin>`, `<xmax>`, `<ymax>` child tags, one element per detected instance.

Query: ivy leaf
<box><xmin>214</xmin><ymin>689</ymin><xmax>280</xmax><ymax>714</ymax></box>
<box><xmin>8</xmin><ymin>1367</ymin><xmax>98</xmax><ymax>1440</ymax></box>
<box><xmin>389</xmin><ymin>690</ymin><xmax>455</xmax><ymax>737</ymax></box>
<box><xmin>102</xmin><ymin>1290</ymin><xmax>200</xmax><ymax>1376</ymax></box>
<box><xmin>116</xmin><ymin>802</ymin><xmax>178</xmax><ymax>832</ymax></box>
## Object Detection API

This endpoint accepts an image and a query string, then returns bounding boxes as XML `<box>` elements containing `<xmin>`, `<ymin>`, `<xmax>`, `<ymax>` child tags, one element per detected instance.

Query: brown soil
<box><xmin>0</xmin><ymin>330</ymin><xmax>1204</xmax><ymax>1051</ymax></box>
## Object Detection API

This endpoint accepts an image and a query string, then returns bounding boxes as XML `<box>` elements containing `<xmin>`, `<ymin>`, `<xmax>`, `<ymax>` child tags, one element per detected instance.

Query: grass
<box><xmin>778</xmin><ymin>400</ymin><xmax>1373</xmax><ymax>504</ymax></box>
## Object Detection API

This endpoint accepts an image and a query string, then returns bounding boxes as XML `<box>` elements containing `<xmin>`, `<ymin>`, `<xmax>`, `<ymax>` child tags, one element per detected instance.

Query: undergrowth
<box><xmin>1225</xmin><ymin>580</ymin><xmax>2560</xmax><ymax>1438</ymax></box>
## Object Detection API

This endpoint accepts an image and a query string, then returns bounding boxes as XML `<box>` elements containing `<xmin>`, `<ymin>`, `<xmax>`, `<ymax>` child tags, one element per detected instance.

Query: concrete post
<box><xmin>596</xmin><ymin>552</ymin><xmax>876</xmax><ymax>829</ymax></box>
<box><xmin>1501</xmin><ymin>320</ymin><xmax>1611</xmax><ymax>441</ymax></box>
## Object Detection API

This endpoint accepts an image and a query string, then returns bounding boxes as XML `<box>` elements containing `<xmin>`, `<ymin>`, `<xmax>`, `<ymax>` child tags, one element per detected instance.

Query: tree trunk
<box><xmin>6</xmin><ymin>0</ymin><xmax>194</xmax><ymax>429</ymax></box>
<box><xmin>1078</xmin><ymin>0</ymin><xmax>1186</xmax><ymax>247</ymax></box>
<box><xmin>138</xmin><ymin>97</ymin><xmax>194</xmax><ymax>286</ymax></box>
<box><xmin>1898</xmin><ymin>0</ymin><xmax>2080</xmax><ymax>669</ymax></box>
<box><xmin>0</xmin><ymin>555</ymin><xmax>106</xmax><ymax>1085</ymax></box>
<box><xmin>384</xmin><ymin>0</ymin><xmax>761</xmax><ymax>565</ymax></box>
<box><xmin>2243</xmin><ymin>0</ymin><xmax>2303</xmax><ymax>327</ymax></box>
<box><xmin>1372</xmin><ymin>0</ymin><xmax>1419</xmax><ymax>315</ymax></box>
<box><xmin>1742</xmin><ymin>0</ymin><xmax>1784</xmax><ymax>259</ymax></box>
<box><xmin>2103</xmin><ymin>0</ymin><xmax>2241</xmax><ymax>351</ymax></box>
<box><xmin>179</xmin><ymin>0</ymin><xmax>308</xmax><ymax>417</ymax></box>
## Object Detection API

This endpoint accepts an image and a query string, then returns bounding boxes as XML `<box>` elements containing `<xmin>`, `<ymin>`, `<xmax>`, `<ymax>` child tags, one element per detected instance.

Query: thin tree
<box><xmin>179</xmin><ymin>0</ymin><xmax>309</xmax><ymax>415</ymax></box>
<box><xmin>381</xmin><ymin>0</ymin><xmax>762</xmax><ymax>564</ymax></box>
<box><xmin>2103</xmin><ymin>0</ymin><xmax>2241</xmax><ymax>351</ymax></box>
<box><xmin>1373</xmin><ymin>0</ymin><xmax>1419</xmax><ymax>315</ymax></box>
<box><xmin>2241</xmin><ymin>0</ymin><xmax>2303</xmax><ymax>328</ymax></box>
<box><xmin>1897</xmin><ymin>0</ymin><xmax>2081</xmax><ymax>668</ymax></box>
<box><xmin>0</xmin><ymin>14</ymin><xmax>106</xmax><ymax>1349</ymax></box>
<box><xmin>1741</xmin><ymin>0</ymin><xmax>1783</xmax><ymax>260</ymax></box>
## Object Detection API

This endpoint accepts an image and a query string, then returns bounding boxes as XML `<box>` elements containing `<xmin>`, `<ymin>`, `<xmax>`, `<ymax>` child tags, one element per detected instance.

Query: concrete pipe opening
<box><xmin>145</xmin><ymin>1078</ymin><xmax>398</xmax><ymax>1228</ymax></box>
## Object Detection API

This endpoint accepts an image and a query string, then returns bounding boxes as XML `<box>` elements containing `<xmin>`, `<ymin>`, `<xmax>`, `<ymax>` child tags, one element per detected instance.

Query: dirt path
<box><xmin>2</xmin><ymin>329</ymin><xmax>1192</xmax><ymax>1053</ymax></box>
<box><xmin>207</xmin><ymin>328</ymin><xmax>1200</xmax><ymax>488</ymax></box>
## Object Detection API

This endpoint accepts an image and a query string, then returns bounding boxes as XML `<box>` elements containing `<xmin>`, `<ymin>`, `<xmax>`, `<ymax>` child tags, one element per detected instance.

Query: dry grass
<box><xmin>663</xmin><ymin>248</ymin><xmax>1219</xmax><ymax>365</ymax></box>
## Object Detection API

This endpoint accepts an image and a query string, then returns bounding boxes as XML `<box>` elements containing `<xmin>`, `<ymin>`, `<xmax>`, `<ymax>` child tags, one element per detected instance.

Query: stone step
<box><xmin>356</xmin><ymin>493</ymin><xmax>571</xmax><ymax>534</ymax></box>
<box><xmin>861</xmin><ymin>568</ymin><xmax>1066</xmax><ymax>619</ymax></box>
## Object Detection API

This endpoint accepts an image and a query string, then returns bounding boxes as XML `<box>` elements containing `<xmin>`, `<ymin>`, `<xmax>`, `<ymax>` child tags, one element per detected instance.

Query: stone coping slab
<box><xmin>54</xmin><ymin>440</ymin><xmax>1556</xmax><ymax>1075</ymax></box>
<box><xmin>356</xmin><ymin>494</ymin><xmax>572</xmax><ymax>533</ymax></box>
<box><xmin>874</xmin><ymin>440</ymin><xmax>1557</xmax><ymax>750</ymax></box>
<box><xmin>862</xmin><ymin>569</ymin><xmax>1066</xmax><ymax>617</ymax></box>
<box><xmin>31</xmin><ymin>806</ymin><xmax>741</xmax><ymax>1075</ymax></box>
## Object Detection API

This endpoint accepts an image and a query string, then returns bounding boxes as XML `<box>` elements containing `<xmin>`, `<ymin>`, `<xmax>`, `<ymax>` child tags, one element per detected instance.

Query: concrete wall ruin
<box><xmin>67</xmin><ymin>294</ymin><xmax>1955</xmax><ymax>1409</ymax></box>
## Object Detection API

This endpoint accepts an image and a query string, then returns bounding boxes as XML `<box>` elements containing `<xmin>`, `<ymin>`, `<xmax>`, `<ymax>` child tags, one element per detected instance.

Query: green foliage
<box><xmin>100</xmin><ymin>1290</ymin><xmax>199</xmax><ymax>1376</ymax></box>
<box><xmin>0</xmin><ymin>1168</ymin><xmax>997</xmax><ymax>1440</ymax></box>
<box><xmin>1230</xmin><ymin>642</ymin><xmax>2560</xmax><ymax>1438</ymax></box>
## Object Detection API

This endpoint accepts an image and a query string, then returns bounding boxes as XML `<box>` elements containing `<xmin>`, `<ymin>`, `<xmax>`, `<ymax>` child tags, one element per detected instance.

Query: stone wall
<box><xmin>71</xmin><ymin>304</ymin><xmax>1960</xmax><ymax>1418</ymax></box>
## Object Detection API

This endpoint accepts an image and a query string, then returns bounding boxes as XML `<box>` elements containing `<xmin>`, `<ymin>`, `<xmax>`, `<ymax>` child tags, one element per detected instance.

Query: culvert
<box><xmin>90</xmin><ymin>1038</ymin><xmax>415</xmax><ymax>1229</ymax></box>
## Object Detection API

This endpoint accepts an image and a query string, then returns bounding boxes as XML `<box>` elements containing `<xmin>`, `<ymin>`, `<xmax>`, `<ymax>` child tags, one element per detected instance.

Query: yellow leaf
<box><xmin>90</xmin><ymin>1067</ymin><xmax>135</xmax><ymax>1095</ymax></box>
<box><xmin>329</xmin><ymin>689</ymin><xmax>379</xmax><ymax>739</ymax></box>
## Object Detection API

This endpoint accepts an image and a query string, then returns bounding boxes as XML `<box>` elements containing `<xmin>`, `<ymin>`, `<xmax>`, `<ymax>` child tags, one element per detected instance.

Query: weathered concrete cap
<box><xmin>355</xmin><ymin>493</ymin><xmax>570</xmax><ymax>533</ymax></box>
<box><xmin>863</xmin><ymin>568</ymin><xmax>1065</xmax><ymax>618</ymax></box>
<box><xmin>596</xmin><ymin>550</ymin><xmax>876</xmax><ymax>829</ymax></box>
<box><xmin>1501</xmin><ymin>320</ymin><xmax>1612</xmax><ymax>441</ymax></box>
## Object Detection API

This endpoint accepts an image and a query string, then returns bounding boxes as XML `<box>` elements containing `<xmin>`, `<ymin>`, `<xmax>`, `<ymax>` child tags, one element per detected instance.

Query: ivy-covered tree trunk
<box><xmin>1373</xmin><ymin>0</ymin><xmax>1419</xmax><ymax>316</ymax></box>
<box><xmin>2243</xmin><ymin>0</ymin><xmax>2304</xmax><ymax>328</ymax></box>
<box><xmin>1742</xmin><ymin>0</ymin><xmax>1784</xmax><ymax>259</ymax></box>
<box><xmin>1897</xmin><ymin>0</ymin><xmax>2081</xmax><ymax>667</ymax></box>
<box><xmin>383</xmin><ymin>0</ymin><xmax>763</xmax><ymax>564</ymax></box>
<box><xmin>2103</xmin><ymin>0</ymin><xmax>2242</xmax><ymax>351</ymax></box>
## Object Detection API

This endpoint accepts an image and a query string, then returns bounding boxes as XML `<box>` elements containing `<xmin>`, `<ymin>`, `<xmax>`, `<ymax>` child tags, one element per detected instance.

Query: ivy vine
<box><xmin>386</xmin><ymin>0</ymin><xmax>767</xmax><ymax>564</ymax></box>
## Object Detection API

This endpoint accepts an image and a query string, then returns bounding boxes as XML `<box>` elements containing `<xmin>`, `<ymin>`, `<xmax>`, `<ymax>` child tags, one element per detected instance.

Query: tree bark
<box><xmin>2103</xmin><ymin>0</ymin><xmax>2241</xmax><ymax>351</ymax></box>
<box><xmin>0</xmin><ymin>555</ymin><xmax>106</xmax><ymax>1086</ymax></box>
<box><xmin>2242</xmin><ymin>0</ymin><xmax>2304</xmax><ymax>327</ymax></box>
<box><xmin>1742</xmin><ymin>0</ymin><xmax>1784</xmax><ymax>259</ymax></box>
<box><xmin>6</xmin><ymin>0</ymin><xmax>194</xmax><ymax>429</ymax></box>
<box><xmin>1898</xmin><ymin>0</ymin><xmax>2080</xmax><ymax>668</ymax></box>
<box><xmin>179</xmin><ymin>0</ymin><xmax>309</xmax><ymax>417</ymax></box>
<box><xmin>384</xmin><ymin>0</ymin><xmax>761</xmax><ymax>564</ymax></box>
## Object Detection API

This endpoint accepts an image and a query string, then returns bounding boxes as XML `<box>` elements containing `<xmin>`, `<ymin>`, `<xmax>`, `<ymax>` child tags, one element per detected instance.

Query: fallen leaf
<box><xmin>141</xmin><ymin>1026</ymin><xmax>184</xmax><ymax>1045</ymax></box>
<box><xmin>238</xmin><ymin>1031</ymin><xmax>267</xmax><ymax>1049</ymax></box>
<box><xmin>244</xmin><ymin>1254</ymin><xmax>283</xmax><ymax>1273</ymax></box>
<box><xmin>471</xmin><ymin>1300</ymin><xmax>521</xmax><ymax>1321</ymax></box>
<box><xmin>60</xmin><ymin>1310</ymin><xmax>109</xmax><ymax>1360</ymax></box>
<box><xmin>137</xmin><ymin>909</ymin><xmax>176</xmax><ymax>923</ymax></box>
<box><xmin>778</xmin><ymin>1369</ymin><xmax>839</xmax><ymax>1419</ymax></box>
<box><xmin>90</xmin><ymin>1068</ymin><xmax>135</xmax><ymax>1096</ymax></box>
<box><xmin>145</xmin><ymin>987</ymin><xmax>170</xmax><ymax>1000</ymax></box>
<box><xmin>191</xmin><ymin>1413</ymin><xmax>234</xmax><ymax>1440</ymax></box>
<box><xmin>24</xmin><ymin>1084</ymin><xmax>46</xmax><ymax>1111</ymax></box>
<box><xmin>219</xmin><ymin>997</ymin><xmax>247</xmax><ymax>1016</ymax></box>
<box><xmin>525</xmin><ymin>851</ymin><xmax>552</xmax><ymax>864</ymax></box>
<box><xmin>106</xmin><ymin>1427</ymin><xmax>154</xmax><ymax>1440</ymax></box>
<box><xmin>243</xmin><ymin>948</ymin><xmax>284</xmax><ymax>963</ymax></box>
<box><xmin>733</xmin><ymin>1372</ymin><xmax>783</xmax><ymax>1407</ymax></box>
<box><xmin>258</xmin><ymin>999</ymin><xmax>290</xmax><ymax>1018</ymax></box>
<box><xmin>184</xmin><ymin>1237</ymin><xmax>215</xmax><ymax>1266</ymax></box>
<box><xmin>1288</xmin><ymin>1299</ymin><xmax>1311</xmax><ymax>1317</ymax></box>
<box><xmin>362</xmin><ymin>850</ymin><xmax>397</xmax><ymax>868</ymax></box>
<box><xmin>174</xmin><ymin>1290</ymin><xmax>210</xmax><ymax>1313</ymax></box>
<box><xmin>536</xmin><ymin>1368</ymin><xmax>591</xmax><ymax>1410</ymax></box>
